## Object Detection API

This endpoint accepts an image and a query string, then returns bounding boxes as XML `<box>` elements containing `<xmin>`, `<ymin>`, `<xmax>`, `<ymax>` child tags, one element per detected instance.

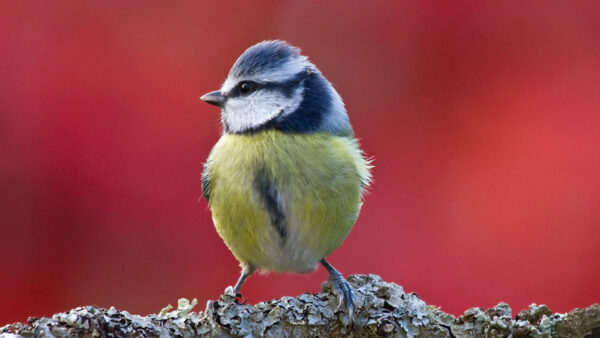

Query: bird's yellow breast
<box><xmin>204</xmin><ymin>130</ymin><xmax>370</xmax><ymax>273</ymax></box>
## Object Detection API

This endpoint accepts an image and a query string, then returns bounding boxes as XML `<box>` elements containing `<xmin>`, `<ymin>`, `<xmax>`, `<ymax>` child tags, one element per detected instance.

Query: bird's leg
<box><xmin>233</xmin><ymin>265</ymin><xmax>255</xmax><ymax>304</ymax></box>
<box><xmin>320</xmin><ymin>259</ymin><xmax>355</xmax><ymax>326</ymax></box>
<box><xmin>206</xmin><ymin>265</ymin><xmax>256</xmax><ymax>313</ymax></box>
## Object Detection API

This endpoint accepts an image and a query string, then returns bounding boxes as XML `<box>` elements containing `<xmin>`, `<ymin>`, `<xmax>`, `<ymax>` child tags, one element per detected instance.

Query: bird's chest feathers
<box><xmin>209</xmin><ymin>131</ymin><xmax>344</xmax><ymax>191</ymax></box>
<box><xmin>205</xmin><ymin>130</ymin><xmax>363</xmax><ymax>272</ymax></box>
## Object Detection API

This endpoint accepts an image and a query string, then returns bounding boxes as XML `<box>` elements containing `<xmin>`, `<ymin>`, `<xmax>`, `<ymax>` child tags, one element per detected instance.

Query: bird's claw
<box><xmin>330</xmin><ymin>276</ymin><xmax>355</xmax><ymax>327</ymax></box>
<box><xmin>234</xmin><ymin>292</ymin><xmax>247</xmax><ymax>305</ymax></box>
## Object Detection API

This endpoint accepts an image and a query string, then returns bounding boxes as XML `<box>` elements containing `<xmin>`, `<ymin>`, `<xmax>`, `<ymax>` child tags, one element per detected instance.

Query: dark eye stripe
<box><xmin>240</xmin><ymin>82</ymin><xmax>254</xmax><ymax>94</ymax></box>
<box><xmin>226</xmin><ymin>71</ymin><xmax>307</xmax><ymax>100</ymax></box>
<box><xmin>228</xmin><ymin>80</ymin><xmax>261</xmax><ymax>98</ymax></box>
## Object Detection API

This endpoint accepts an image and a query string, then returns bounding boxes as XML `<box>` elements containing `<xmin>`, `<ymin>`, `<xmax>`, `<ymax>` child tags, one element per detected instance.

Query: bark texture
<box><xmin>1</xmin><ymin>274</ymin><xmax>599</xmax><ymax>337</ymax></box>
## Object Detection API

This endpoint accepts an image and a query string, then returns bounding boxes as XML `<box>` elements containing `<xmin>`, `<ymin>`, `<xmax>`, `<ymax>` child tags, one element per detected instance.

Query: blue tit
<box><xmin>200</xmin><ymin>40</ymin><xmax>371</xmax><ymax>324</ymax></box>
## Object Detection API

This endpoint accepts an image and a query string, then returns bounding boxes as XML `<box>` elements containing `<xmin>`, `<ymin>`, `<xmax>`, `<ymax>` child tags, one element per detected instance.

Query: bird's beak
<box><xmin>200</xmin><ymin>90</ymin><xmax>225</xmax><ymax>107</ymax></box>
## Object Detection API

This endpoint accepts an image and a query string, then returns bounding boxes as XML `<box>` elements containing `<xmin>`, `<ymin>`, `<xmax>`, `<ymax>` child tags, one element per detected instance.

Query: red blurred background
<box><xmin>1</xmin><ymin>1</ymin><xmax>599</xmax><ymax>324</ymax></box>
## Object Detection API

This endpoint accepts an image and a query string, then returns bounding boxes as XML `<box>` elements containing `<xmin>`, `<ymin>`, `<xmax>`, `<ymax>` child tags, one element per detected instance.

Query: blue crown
<box><xmin>230</xmin><ymin>40</ymin><xmax>301</xmax><ymax>78</ymax></box>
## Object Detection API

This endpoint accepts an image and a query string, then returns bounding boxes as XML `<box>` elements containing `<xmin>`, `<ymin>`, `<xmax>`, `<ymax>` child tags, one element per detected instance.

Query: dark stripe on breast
<box><xmin>254</xmin><ymin>169</ymin><xmax>287</xmax><ymax>243</ymax></box>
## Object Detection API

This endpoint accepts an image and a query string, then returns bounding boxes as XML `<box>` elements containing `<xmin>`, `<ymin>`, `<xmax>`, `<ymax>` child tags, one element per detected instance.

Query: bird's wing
<box><xmin>201</xmin><ymin>150</ymin><xmax>214</xmax><ymax>202</ymax></box>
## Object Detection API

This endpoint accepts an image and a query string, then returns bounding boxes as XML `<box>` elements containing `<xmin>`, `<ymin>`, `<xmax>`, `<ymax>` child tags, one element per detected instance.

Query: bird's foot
<box><xmin>321</xmin><ymin>259</ymin><xmax>356</xmax><ymax>327</ymax></box>
<box><xmin>221</xmin><ymin>286</ymin><xmax>247</xmax><ymax>304</ymax></box>
<box><xmin>234</xmin><ymin>292</ymin><xmax>247</xmax><ymax>305</ymax></box>
<box><xmin>329</xmin><ymin>274</ymin><xmax>355</xmax><ymax>327</ymax></box>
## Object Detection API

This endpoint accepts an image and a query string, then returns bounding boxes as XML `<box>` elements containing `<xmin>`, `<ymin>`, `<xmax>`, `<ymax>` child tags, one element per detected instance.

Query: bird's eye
<box><xmin>239</xmin><ymin>81</ymin><xmax>255</xmax><ymax>95</ymax></box>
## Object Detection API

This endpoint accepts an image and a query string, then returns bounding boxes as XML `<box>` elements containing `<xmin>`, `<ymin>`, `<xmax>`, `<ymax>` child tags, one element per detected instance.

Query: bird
<box><xmin>199</xmin><ymin>40</ymin><xmax>371</xmax><ymax>324</ymax></box>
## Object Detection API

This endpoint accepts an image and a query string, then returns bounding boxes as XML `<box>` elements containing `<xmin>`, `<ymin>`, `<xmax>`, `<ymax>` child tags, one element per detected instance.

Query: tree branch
<box><xmin>2</xmin><ymin>274</ymin><xmax>599</xmax><ymax>337</ymax></box>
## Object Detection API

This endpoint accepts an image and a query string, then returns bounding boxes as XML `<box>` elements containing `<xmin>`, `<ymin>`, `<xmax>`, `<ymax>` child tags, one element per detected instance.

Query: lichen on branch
<box><xmin>2</xmin><ymin>274</ymin><xmax>599</xmax><ymax>337</ymax></box>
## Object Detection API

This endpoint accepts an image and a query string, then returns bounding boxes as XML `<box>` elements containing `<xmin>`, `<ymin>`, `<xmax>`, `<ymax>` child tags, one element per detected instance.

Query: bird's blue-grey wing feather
<box><xmin>201</xmin><ymin>156</ymin><xmax>212</xmax><ymax>202</ymax></box>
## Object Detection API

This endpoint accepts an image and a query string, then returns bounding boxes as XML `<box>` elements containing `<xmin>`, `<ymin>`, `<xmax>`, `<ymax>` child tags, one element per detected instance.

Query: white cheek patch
<box><xmin>223</xmin><ymin>86</ymin><xmax>303</xmax><ymax>133</ymax></box>
<box><xmin>276</xmin><ymin>86</ymin><xmax>303</xmax><ymax>119</ymax></box>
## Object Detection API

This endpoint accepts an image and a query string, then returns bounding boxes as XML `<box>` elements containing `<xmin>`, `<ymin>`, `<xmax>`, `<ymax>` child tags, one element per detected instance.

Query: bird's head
<box><xmin>201</xmin><ymin>40</ymin><xmax>351</xmax><ymax>135</ymax></box>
